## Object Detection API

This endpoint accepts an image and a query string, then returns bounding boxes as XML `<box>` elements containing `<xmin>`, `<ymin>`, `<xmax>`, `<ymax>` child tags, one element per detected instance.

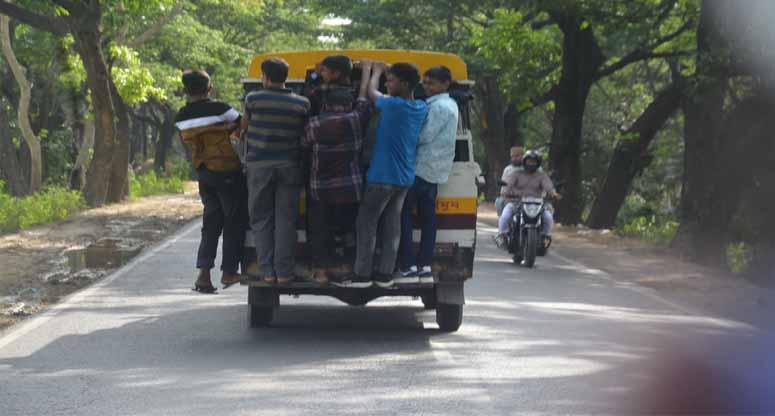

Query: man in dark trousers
<box><xmin>175</xmin><ymin>69</ymin><xmax>248</xmax><ymax>293</ymax></box>
<box><xmin>303</xmin><ymin>62</ymin><xmax>372</xmax><ymax>284</ymax></box>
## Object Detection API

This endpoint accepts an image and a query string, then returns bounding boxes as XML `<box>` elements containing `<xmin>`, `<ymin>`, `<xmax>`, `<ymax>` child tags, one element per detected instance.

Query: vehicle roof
<box><xmin>246</xmin><ymin>49</ymin><xmax>469</xmax><ymax>82</ymax></box>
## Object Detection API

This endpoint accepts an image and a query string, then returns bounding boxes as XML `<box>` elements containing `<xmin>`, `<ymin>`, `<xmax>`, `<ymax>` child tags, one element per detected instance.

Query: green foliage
<box><xmin>726</xmin><ymin>242</ymin><xmax>752</xmax><ymax>274</ymax></box>
<box><xmin>0</xmin><ymin>185</ymin><xmax>83</xmax><ymax>234</ymax></box>
<box><xmin>42</xmin><ymin>129</ymin><xmax>77</xmax><ymax>186</ymax></box>
<box><xmin>618</xmin><ymin>215</ymin><xmax>679</xmax><ymax>246</ymax></box>
<box><xmin>167</xmin><ymin>157</ymin><xmax>193</xmax><ymax>181</ymax></box>
<box><xmin>128</xmin><ymin>170</ymin><xmax>185</xmax><ymax>198</ymax></box>
<box><xmin>615</xmin><ymin>193</ymin><xmax>678</xmax><ymax>245</ymax></box>
<box><xmin>110</xmin><ymin>44</ymin><xmax>166</xmax><ymax>105</ymax></box>
<box><xmin>473</xmin><ymin>9</ymin><xmax>561</xmax><ymax>107</ymax></box>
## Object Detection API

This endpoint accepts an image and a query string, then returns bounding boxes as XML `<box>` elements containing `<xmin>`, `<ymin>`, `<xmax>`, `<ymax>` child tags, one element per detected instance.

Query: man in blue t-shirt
<box><xmin>334</xmin><ymin>60</ymin><xmax>428</xmax><ymax>288</ymax></box>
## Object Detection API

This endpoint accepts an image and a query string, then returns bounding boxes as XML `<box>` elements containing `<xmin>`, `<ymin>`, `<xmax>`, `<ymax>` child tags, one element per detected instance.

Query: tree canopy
<box><xmin>0</xmin><ymin>0</ymin><xmax>773</xmax><ymax>280</ymax></box>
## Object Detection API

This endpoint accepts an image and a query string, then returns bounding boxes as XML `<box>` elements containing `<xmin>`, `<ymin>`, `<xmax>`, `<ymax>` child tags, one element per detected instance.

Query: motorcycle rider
<box><xmin>494</xmin><ymin>150</ymin><xmax>560</xmax><ymax>249</ymax></box>
<box><xmin>495</xmin><ymin>146</ymin><xmax>524</xmax><ymax>216</ymax></box>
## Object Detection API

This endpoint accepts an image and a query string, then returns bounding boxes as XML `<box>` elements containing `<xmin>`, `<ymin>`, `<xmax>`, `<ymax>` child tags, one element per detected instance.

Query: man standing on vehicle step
<box><xmin>303</xmin><ymin>59</ymin><xmax>372</xmax><ymax>284</ymax></box>
<box><xmin>175</xmin><ymin>69</ymin><xmax>248</xmax><ymax>294</ymax></box>
<box><xmin>336</xmin><ymin>60</ymin><xmax>428</xmax><ymax>289</ymax></box>
<box><xmin>397</xmin><ymin>66</ymin><xmax>459</xmax><ymax>285</ymax></box>
<box><xmin>242</xmin><ymin>58</ymin><xmax>310</xmax><ymax>285</ymax></box>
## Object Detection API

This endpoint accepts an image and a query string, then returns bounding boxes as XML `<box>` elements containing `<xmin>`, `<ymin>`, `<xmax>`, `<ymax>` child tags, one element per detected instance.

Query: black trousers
<box><xmin>196</xmin><ymin>167</ymin><xmax>249</xmax><ymax>273</ymax></box>
<box><xmin>308</xmin><ymin>198</ymin><xmax>358</xmax><ymax>268</ymax></box>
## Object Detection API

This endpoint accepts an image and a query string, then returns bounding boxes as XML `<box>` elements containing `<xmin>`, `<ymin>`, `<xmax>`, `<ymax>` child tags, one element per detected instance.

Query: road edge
<box><xmin>0</xmin><ymin>219</ymin><xmax>202</xmax><ymax>350</ymax></box>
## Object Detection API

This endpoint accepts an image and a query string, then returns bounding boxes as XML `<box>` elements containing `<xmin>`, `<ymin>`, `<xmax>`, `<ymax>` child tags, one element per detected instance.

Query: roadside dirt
<box><xmin>478</xmin><ymin>202</ymin><xmax>775</xmax><ymax>328</ymax></box>
<box><xmin>0</xmin><ymin>185</ymin><xmax>202</xmax><ymax>330</ymax></box>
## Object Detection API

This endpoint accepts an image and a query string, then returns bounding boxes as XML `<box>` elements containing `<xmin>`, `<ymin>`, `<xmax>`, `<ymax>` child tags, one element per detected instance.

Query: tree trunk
<box><xmin>587</xmin><ymin>79</ymin><xmax>685</xmax><ymax>229</ymax></box>
<box><xmin>106</xmin><ymin>79</ymin><xmax>130</xmax><ymax>203</ymax></box>
<box><xmin>70</xmin><ymin>120</ymin><xmax>94</xmax><ymax>191</ymax></box>
<box><xmin>504</xmin><ymin>105</ymin><xmax>522</xmax><ymax>149</ymax></box>
<box><xmin>153</xmin><ymin>103</ymin><xmax>175</xmax><ymax>173</ymax></box>
<box><xmin>476</xmin><ymin>76</ymin><xmax>511</xmax><ymax>200</ymax></box>
<box><xmin>0</xmin><ymin>14</ymin><xmax>41</xmax><ymax>193</ymax></box>
<box><xmin>0</xmin><ymin>101</ymin><xmax>29</xmax><ymax>196</ymax></box>
<box><xmin>69</xmin><ymin>14</ymin><xmax>117</xmax><ymax>207</ymax></box>
<box><xmin>549</xmin><ymin>11</ymin><xmax>606</xmax><ymax>225</ymax></box>
<box><xmin>672</xmin><ymin>0</ymin><xmax>730</xmax><ymax>263</ymax></box>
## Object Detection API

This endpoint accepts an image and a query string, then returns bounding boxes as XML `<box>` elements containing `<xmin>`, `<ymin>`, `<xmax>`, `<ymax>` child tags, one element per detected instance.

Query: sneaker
<box><xmin>395</xmin><ymin>266</ymin><xmax>419</xmax><ymax>284</ymax></box>
<box><xmin>493</xmin><ymin>233</ymin><xmax>507</xmax><ymax>249</ymax></box>
<box><xmin>332</xmin><ymin>273</ymin><xmax>372</xmax><ymax>288</ymax></box>
<box><xmin>418</xmin><ymin>266</ymin><xmax>434</xmax><ymax>284</ymax></box>
<box><xmin>374</xmin><ymin>273</ymin><xmax>395</xmax><ymax>288</ymax></box>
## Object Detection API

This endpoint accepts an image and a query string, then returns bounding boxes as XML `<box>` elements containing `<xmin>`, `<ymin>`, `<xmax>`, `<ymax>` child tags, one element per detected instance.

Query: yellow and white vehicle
<box><xmin>240</xmin><ymin>50</ymin><xmax>481</xmax><ymax>331</ymax></box>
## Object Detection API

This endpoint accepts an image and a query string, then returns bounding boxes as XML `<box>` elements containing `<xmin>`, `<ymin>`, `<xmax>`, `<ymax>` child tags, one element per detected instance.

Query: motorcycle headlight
<box><xmin>522</xmin><ymin>203</ymin><xmax>542</xmax><ymax>218</ymax></box>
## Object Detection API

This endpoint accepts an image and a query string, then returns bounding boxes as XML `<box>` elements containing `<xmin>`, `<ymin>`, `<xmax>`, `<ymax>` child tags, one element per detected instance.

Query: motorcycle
<box><xmin>506</xmin><ymin>197</ymin><xmax>551</xmax><ymax>267</ymax></box>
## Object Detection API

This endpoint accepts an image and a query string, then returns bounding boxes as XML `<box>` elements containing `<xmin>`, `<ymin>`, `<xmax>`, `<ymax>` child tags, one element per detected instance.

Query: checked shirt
<box><xmin>304</xmin><ymin>97</ymin><xmax>372</xmax><ymax>203</ymax></box>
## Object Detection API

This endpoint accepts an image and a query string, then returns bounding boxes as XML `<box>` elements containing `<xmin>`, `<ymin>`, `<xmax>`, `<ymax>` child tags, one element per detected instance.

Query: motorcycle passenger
<box><xmin>494</xmin><ymin>151</ymin><xmax>560</xmax><ymax>249</ymax></box>
<box><xmin>495</xmin><ymin>146</ymin><xmax>524</xmax><ymax>216</ymax></box>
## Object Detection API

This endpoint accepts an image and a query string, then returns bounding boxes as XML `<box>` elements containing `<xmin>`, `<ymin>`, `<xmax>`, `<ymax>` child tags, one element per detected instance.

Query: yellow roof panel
<box><xmin>247</xmin><ymin>49</ymin><xmax>468</xmax><ymax>82</ymax></box>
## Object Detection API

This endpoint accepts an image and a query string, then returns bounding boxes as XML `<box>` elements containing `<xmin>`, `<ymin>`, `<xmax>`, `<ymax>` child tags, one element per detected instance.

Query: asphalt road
<box><xmin>1</xmin><ymin>221</ymin><xmax>773</xmax><ymax>415</ymax></box>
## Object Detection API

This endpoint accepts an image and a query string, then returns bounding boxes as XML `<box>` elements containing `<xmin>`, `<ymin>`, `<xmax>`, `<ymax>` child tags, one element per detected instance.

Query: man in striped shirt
<box><xmin>174</xmin><ymin>69</ymin><xmax>247</xmax><ymax>293</ymax></box>
<box><xmin>241</xmin><ymin>58</ymin><xmax>311</xmax><ymax>285</ymax></box>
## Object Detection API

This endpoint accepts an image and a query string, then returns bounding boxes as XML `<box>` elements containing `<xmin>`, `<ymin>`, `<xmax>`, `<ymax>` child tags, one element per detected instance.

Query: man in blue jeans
<box><xmin>397</xmin><ymin>66</ymin><xmax>459</xmax><ymax>285</ymax></box>
<box><xmin>335</xmin><ymin>60</ymin><xmax>428</xmax><ymax>288</ymax></box>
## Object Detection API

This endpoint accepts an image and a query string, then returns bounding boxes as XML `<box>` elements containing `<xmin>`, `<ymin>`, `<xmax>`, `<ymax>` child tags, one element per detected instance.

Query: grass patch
<box><xmin>129</xmin><ymin>170</ymin><xmax>185</xmax><ymax>198</ymax></box>
<box><xmin>617</xmin><ymin>215</ymin><xmax>679</xmax><ymax>246</ymax></box>
<box><xmin>129</xmin><ymin>157</ymin><xmax>191</xmax><ymax>198</ymax></box>
<box><xmin>0</xmin><ymin>183</ymin><xmax>84</xmax><ymax>234</ymax></box>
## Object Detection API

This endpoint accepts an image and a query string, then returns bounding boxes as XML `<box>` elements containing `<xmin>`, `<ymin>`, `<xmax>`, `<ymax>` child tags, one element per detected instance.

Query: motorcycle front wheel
<box><xmin>523</xmin><ymin>227</ymin><xmax>538</xmax><ymax>268</ymax></box>
<box><xmin>511</xmin><ymin>235</ymin><xmax>523</xmax><ymax>264</ymax></box>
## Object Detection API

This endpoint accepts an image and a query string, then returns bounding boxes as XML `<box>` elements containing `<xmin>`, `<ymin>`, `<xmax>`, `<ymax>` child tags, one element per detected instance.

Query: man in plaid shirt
<box><xmin>303</xmin><ymin>64</ymin><xmax>372</xmax><ymax>283</ymax></box>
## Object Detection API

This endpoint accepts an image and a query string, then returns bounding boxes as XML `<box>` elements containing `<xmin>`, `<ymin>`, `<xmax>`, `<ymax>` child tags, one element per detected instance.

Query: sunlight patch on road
<box><xmin>519</xmin><ymin>302</ymin><xmax>752</xmax><ymax>330</ymax></box>
<box><xmin>434</xmin><ymin>354</ymin><xmax>611</xmax><ymax>381</ymax></box>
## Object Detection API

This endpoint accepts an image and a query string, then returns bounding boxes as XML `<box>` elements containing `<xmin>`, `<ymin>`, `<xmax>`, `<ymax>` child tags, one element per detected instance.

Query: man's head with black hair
<box><xmin>321</xmin><ymin>87</ymin><xmax>354</xmax><ymax>113</ymax></box>
<box><xmin>385</xmin><ymin>62</ymin><xmax>420</xmax><ymax>98</ymax></box>
<box><xmin>182</xmin><ymin>69</ymin><xmax>211</xmax><ymax>97</ymax></box>
<box><xmin>261</xmin><ymin>57</ymin><xmax>289</xmax><ymax>85</ymax></box>
<box><xmin>320</xmin><ymin>55</ymin><xmax>352</xmax><ymax>84</ymax></box>
<box><xmin>422</xmin><ymin>65</ymin><xmax>452</xmax><ymax>97</ymax></box>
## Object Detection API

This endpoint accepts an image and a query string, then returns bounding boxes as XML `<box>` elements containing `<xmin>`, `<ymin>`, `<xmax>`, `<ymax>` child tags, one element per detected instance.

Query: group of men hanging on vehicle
<box><xmin>173</xmin><ymin>54</ymin><xmax>559</xmax><ymax>294</ymax></box>
<box><xmin>175</xmin><ymin>55</ymin><xmax>459</xmax><ymax>293</ymax></box>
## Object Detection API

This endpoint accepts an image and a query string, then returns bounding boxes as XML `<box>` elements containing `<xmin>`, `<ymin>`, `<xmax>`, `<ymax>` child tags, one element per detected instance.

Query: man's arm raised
<box><xmin>366</xmin><ymin>60</ymin><xmax>386</xmax><ymax>104</ymax></box>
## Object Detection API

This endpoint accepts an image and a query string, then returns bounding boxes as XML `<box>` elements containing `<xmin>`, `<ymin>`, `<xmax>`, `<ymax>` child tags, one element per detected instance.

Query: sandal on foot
<box><xmin>192</xmin><ymin>283</ymin><xmax>218</xmax><ymax>294</ymax></box>
<box><xmin>312</xmin><ymin>269</ymin><xmax>329</xmax><ymax>286</ymax></box>
<box><xmin>277</xmin><ymin>276</ymin><xmax>294</xmax><ymax>285</ymax></box>
<box><xmin>221</xmin><ymin>274</ymin><xmax>242</xmax><ymax>289</ymax></box>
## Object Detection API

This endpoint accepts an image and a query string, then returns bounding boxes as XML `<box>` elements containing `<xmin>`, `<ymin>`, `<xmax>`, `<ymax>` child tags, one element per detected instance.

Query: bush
<box><xmin>726</xmin><ymin>242</ymin><xmax>752</xmax><ymax>274</ymax></box>
<box><xmin>167</xmin><ymin>157</ymin><xmax>193</xmax><ymax>181</ymax></box>
<box><xmin>129</xmin><ymin>170</ymin><xmax>184</xmax><ymax>198</ymax></box>
<box><xmin>0</xmin><ymin>184</ymin><xmax>84</xmax><ymax>234</ymax></box>
<box><xmin>617</xmin><ymin>215</ymin><xmax>679</xmax><ymax>246</ymax></box>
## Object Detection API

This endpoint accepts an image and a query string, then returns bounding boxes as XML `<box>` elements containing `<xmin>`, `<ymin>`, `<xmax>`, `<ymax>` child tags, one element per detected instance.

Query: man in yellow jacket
<box><xmin>175</xmin><ymin>69</ymin><xmax>247</xmax><ymax>293</ymax></box>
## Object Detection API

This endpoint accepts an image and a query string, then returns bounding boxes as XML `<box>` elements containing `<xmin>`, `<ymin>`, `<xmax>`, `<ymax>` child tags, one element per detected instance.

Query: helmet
<box><xmin>522</xmin><ymin>150</ymin><xmax>542</xmax><ymax>173</ymax></box>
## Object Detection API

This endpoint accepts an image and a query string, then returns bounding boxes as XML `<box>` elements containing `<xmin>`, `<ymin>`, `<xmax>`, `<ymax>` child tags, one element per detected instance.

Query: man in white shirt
<box><xmin>397</xmin><ymin>66</ymin><xmax>459</xmax><ymax>284</ymax></box>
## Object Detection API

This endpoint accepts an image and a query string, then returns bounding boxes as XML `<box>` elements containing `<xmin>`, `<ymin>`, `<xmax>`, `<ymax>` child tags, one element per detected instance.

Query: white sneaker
<box><xmin>395</xmin><ymin>266</ymin><xmax>419</xmax><ymax>284</ymax></box>
<box><xmin>418</xmin><ymin>266</ymin><xmax>434</xmax><ymax>284</ymax></box>
<box><xmin>493</xmin><ymin>233</ymin><xmax>507</xmax><ymax>249</ymax></box>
